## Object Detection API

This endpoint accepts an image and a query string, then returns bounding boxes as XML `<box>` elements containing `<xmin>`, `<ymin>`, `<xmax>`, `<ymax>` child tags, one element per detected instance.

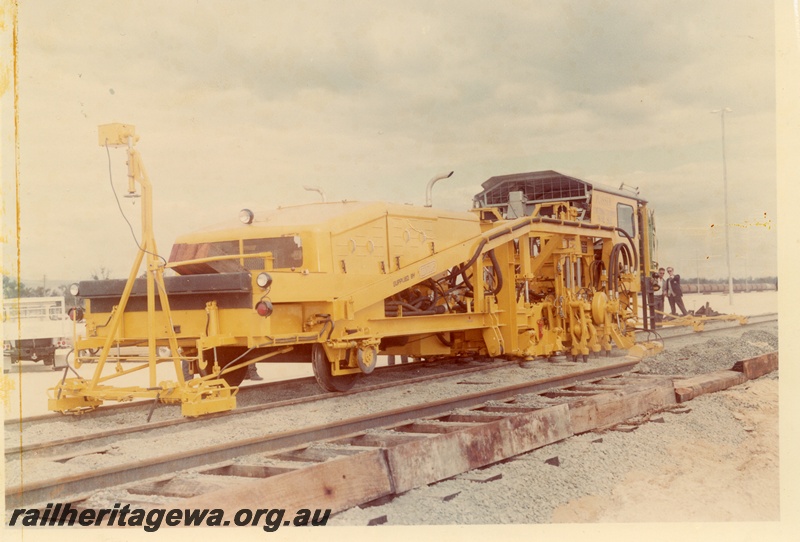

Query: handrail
<box><xmin>165</xmin><ymin>251</ymin><xmax>274</xmax><ymax>269</ymax></box>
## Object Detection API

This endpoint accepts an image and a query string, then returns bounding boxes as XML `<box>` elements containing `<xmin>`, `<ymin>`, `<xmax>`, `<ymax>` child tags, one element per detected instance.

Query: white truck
<box><xmin>3</xmin><ymin>296</ymin><xmax>74</xmax><ymax>369</ymax></box>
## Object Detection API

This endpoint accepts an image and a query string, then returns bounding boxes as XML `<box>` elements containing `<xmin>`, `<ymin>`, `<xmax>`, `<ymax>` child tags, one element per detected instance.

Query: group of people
<box><xmin>651</xmin><ymin>266</ymin><xmax>688</xmax><ymax>323</ymax></box>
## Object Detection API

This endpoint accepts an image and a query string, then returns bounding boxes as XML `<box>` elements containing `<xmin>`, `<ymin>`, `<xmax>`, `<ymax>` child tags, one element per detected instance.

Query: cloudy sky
<box><xmin>1</xmin><ymin>0</ymin><xmax>786</xmax><ymax>287</ymax></box>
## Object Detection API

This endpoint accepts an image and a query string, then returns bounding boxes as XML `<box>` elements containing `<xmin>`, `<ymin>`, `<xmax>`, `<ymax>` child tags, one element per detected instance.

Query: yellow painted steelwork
<box><xmin>655</xmin><ymin>311</ymin><xmax>748</xmax><ymax>332</ymax></box>
<box><xmin>50</xmin><ymin>124</ymin><xmax>238</xmax><ymax>416</ymax></box>
<box><xmin>51</xmin><ymin>129</ymin><xmax>662</xmax><ymax>416</ymax></box>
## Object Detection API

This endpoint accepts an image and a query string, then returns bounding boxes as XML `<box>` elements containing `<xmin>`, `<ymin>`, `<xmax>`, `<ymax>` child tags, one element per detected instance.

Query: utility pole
<box><xmin>711</xmin><ymin>108</ymin><xmax>734</xmax><ymax>304</ymax></box>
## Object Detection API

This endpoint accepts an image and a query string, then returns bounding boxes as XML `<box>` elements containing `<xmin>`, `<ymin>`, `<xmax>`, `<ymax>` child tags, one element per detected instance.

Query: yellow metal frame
<box><xmin>50</xmin><ymin>124</ymin><xmax>238</xmax><ymax>417</ymax></box>
<box><xmin>656</xmin><ymin>310</ymin><xmax>748</xmax><ymax>332</ymax></box>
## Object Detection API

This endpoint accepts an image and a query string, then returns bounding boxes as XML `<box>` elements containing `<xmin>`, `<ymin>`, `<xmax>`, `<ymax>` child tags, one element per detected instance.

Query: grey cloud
<box><xmin>10</xmin><ymin>0</ymin><xmax>779</xmax><ymax>281</ymax></box>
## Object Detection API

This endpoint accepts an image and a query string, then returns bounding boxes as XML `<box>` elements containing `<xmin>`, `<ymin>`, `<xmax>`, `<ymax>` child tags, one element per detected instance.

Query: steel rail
<box><xmin>5</xmin><ymin>359</ymin><xmax>517</xmax><ymax>459</ymax></box>
<box><xmin>6</xmin><ymin>359</ymin><xmax>638</xmax><ymax>508</ymax></box>
<box><xmin>637</xmin><ymin>313</ymin><xmax>777</xmax><ymax>342</ymax></box>
<box><xmin>4</xmin><ymin>355</ymin><xmax>509</xmax><ymax>428</ymax></box>
<box><xmin>7</xmin><ymin>312</ymin><xmax>775</xmax><ymax>429</ymax></box>
<box><xmin>7</xmin><ymin>312</ymin><xmax>776</xmax><ymax>464</ymax></box>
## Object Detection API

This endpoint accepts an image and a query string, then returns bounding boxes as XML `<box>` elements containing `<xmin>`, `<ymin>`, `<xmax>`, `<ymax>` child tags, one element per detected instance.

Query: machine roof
<box><xmin>179</xmin><ymin>200</ymin><xmax>477</xmax><ymax>242</ymax></box>
<box><xmin>475</xmin><ymin>170</ymin><xmax>647</xmax><ymax>205</ymax></box>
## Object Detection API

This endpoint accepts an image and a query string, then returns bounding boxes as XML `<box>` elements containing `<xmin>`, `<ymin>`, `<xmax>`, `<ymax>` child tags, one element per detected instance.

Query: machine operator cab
<box><xmin>472</xmin><ymin>170</ymin><xmax>657</xmax><ymax>275</ymax></box>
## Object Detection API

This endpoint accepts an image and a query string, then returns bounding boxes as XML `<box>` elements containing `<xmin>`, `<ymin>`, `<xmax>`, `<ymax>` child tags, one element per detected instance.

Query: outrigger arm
<box><xmin>48</xmin><ymin>124</ymin><xmax>237</xmax><ymax>416</ymax></box>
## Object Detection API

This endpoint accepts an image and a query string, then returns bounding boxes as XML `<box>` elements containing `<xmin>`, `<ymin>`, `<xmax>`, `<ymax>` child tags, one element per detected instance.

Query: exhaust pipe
<box><xmin>425</xmin><ymin>171</ymin><xmax>454</xmax><ymax>207</ymax></box>
<box><xmin>303</xmin><ymin>185</ymin><xmax>327</xmax><ymax>202</ymax></box>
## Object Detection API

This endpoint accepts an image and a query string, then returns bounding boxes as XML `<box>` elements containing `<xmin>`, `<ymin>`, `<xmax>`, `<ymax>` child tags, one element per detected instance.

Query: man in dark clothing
<box><xmin>652</xmin><ymin>267</ymin><xmax>667</xmax><ymax>323</ymax></box>
<box><xmin>666</xmin><ymin>267</ymin><xmax>689</xmax><ymax>316</ymax></box>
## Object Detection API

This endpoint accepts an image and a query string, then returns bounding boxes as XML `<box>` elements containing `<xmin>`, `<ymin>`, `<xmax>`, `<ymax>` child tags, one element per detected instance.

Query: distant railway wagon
<box><xmin>52</xmin><ymin>124</ymin><xmax>660</xmax><ymax>416</ymax></box>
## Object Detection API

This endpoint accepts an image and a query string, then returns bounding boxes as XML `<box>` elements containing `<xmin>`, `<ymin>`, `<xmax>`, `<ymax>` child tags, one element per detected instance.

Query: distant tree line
<box><xmin>2</xmin><ymin>267</ymin><xmax>112</xmax><ymax>306</ymax></box>
<box><xmin>2</xmin><ymin>275</ymin><xmax>79</xmax><ymax>306</ymax></box>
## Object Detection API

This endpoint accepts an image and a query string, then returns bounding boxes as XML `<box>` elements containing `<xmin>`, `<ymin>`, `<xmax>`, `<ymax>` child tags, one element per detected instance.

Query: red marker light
<box><xmin>255</xmin><ymin>300</ymin><xmax>273</xmax><ymax>317</ymax></box>
<box><xmin>68</xmin><ymin>307</ymin><xmax>84</xmax><ymax>321</ymax></box>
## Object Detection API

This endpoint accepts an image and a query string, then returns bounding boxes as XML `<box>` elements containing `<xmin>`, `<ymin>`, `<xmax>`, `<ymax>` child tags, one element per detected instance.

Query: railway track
<box><xmin>6</xmin><ymin>359</ymin><xmax>640</xmax><ymax>509</ymax></box>
<box><xmin>637</xmin><ymin>312</ymin><xmax>777</xmax><ymax>343</ymax></box>
<box><xmin>6</xmin><ymin>311</ymin><xmax>775</xmax><ymax>431</ymax></box>
<box><xmin>5</xmin><ymin>357</ymin><xmax>521</xmax><ymax>459</ymax></box>
<box><xmin>6</xmin><ymin>347</ymin><xmax>777</xmax><ymax>516</ymax></box>
<box><xmin>5</xmin><ymin>316</ymin><xmax>777</xmax><ymax>513</ymax></box>
<box><xmin>5</xmin><ymin>354</ymin><xmax>505</xmax><ymax>427</ymax></box>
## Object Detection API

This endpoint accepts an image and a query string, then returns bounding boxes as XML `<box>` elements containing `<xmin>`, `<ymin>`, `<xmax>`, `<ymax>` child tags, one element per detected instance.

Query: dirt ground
<box><xmin>328</xmin><ymin>371</ymin><xmax>781</xmax><ymax>529</ymax></box>
<box><xmin>551</xmin><ymin>376</ymin><xmax>779</xmax><ymax>523</ymax></box>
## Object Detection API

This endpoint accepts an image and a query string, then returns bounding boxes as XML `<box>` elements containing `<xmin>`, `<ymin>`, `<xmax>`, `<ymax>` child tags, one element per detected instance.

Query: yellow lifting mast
<box><xmin>48</xmin><ymin>124</ymin><xmax>237</xmax><ymax>416</ymax></box>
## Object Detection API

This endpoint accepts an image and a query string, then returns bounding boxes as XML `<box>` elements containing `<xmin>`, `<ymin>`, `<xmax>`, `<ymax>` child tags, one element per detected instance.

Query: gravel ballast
<box><xmin>328</xmin><ymin>322</ymin><xmax>779</xmax><ymax>525</ymax></box>
<box><xmin>330</xmin><ymin>373</ymin><xmax>778</xmax><ymax>525</ymax></box>
<box><xmin>5</xmin><ymin>321</ymin><xmax>779</xmax><ymax>523</ymax></box>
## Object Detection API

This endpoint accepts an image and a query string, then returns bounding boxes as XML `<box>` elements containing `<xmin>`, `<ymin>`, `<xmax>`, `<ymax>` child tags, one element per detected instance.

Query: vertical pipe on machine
<box><xmin>425</xmin><ymin>171</ymin><xmax>455</xmax><ymax>207</ymax></box>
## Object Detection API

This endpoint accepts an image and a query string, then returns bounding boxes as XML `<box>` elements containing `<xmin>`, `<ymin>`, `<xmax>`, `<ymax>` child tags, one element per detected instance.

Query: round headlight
<box><xmin>239</xmin><ymin>209</ymin><xmax>255</xmax><ymax>225</ymax></box>
<box><xmin>256</xmin><ymin>272</ymin><xmax>273</xmax><ymax>289</ymax></box>
<box><xmin>69</xmin><ymin>283</ymin><xmax>80</xmax><ymax>296</ymax></box>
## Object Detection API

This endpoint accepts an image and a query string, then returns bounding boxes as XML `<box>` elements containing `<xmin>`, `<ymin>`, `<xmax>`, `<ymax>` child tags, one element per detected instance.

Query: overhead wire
<box><xmin>105</xmin><ymin>141</ymin><xmax>168</xmax><ymax>268</ymax></box>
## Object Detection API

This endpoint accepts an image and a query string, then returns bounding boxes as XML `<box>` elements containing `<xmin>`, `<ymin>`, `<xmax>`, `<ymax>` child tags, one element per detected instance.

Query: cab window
<box><xmin>616</xmin><ymin>203</ymin><xmax>635</xmax><ymax>237</ymax></box>
<box><xmin>243</xmin><ymin>236</ymin><xmax>303</xmax><ymax>269</ymax></box>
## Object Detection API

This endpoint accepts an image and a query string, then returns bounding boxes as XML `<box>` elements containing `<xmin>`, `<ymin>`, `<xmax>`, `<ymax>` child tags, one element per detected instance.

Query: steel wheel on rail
<box><xmin>312</xmin><ymin>343</ymin><xmax>358</xmax><ymax>392</ymax></box>
<box><xmin>356</xmin><ymin>345</ymin><xmax>378</xmax><ymax>374</ymax></box>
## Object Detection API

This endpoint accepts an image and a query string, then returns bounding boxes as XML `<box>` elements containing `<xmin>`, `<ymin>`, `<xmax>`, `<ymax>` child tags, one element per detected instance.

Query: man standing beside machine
<box><xmin>666</xmin><ymin>267</ymin><xmax>688</xmax><ymax>317</ymax></box>
<box><xmin>652</xmin><ymin>267</ymin><xmax>667</xmax><ymax>323</ymax></box>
